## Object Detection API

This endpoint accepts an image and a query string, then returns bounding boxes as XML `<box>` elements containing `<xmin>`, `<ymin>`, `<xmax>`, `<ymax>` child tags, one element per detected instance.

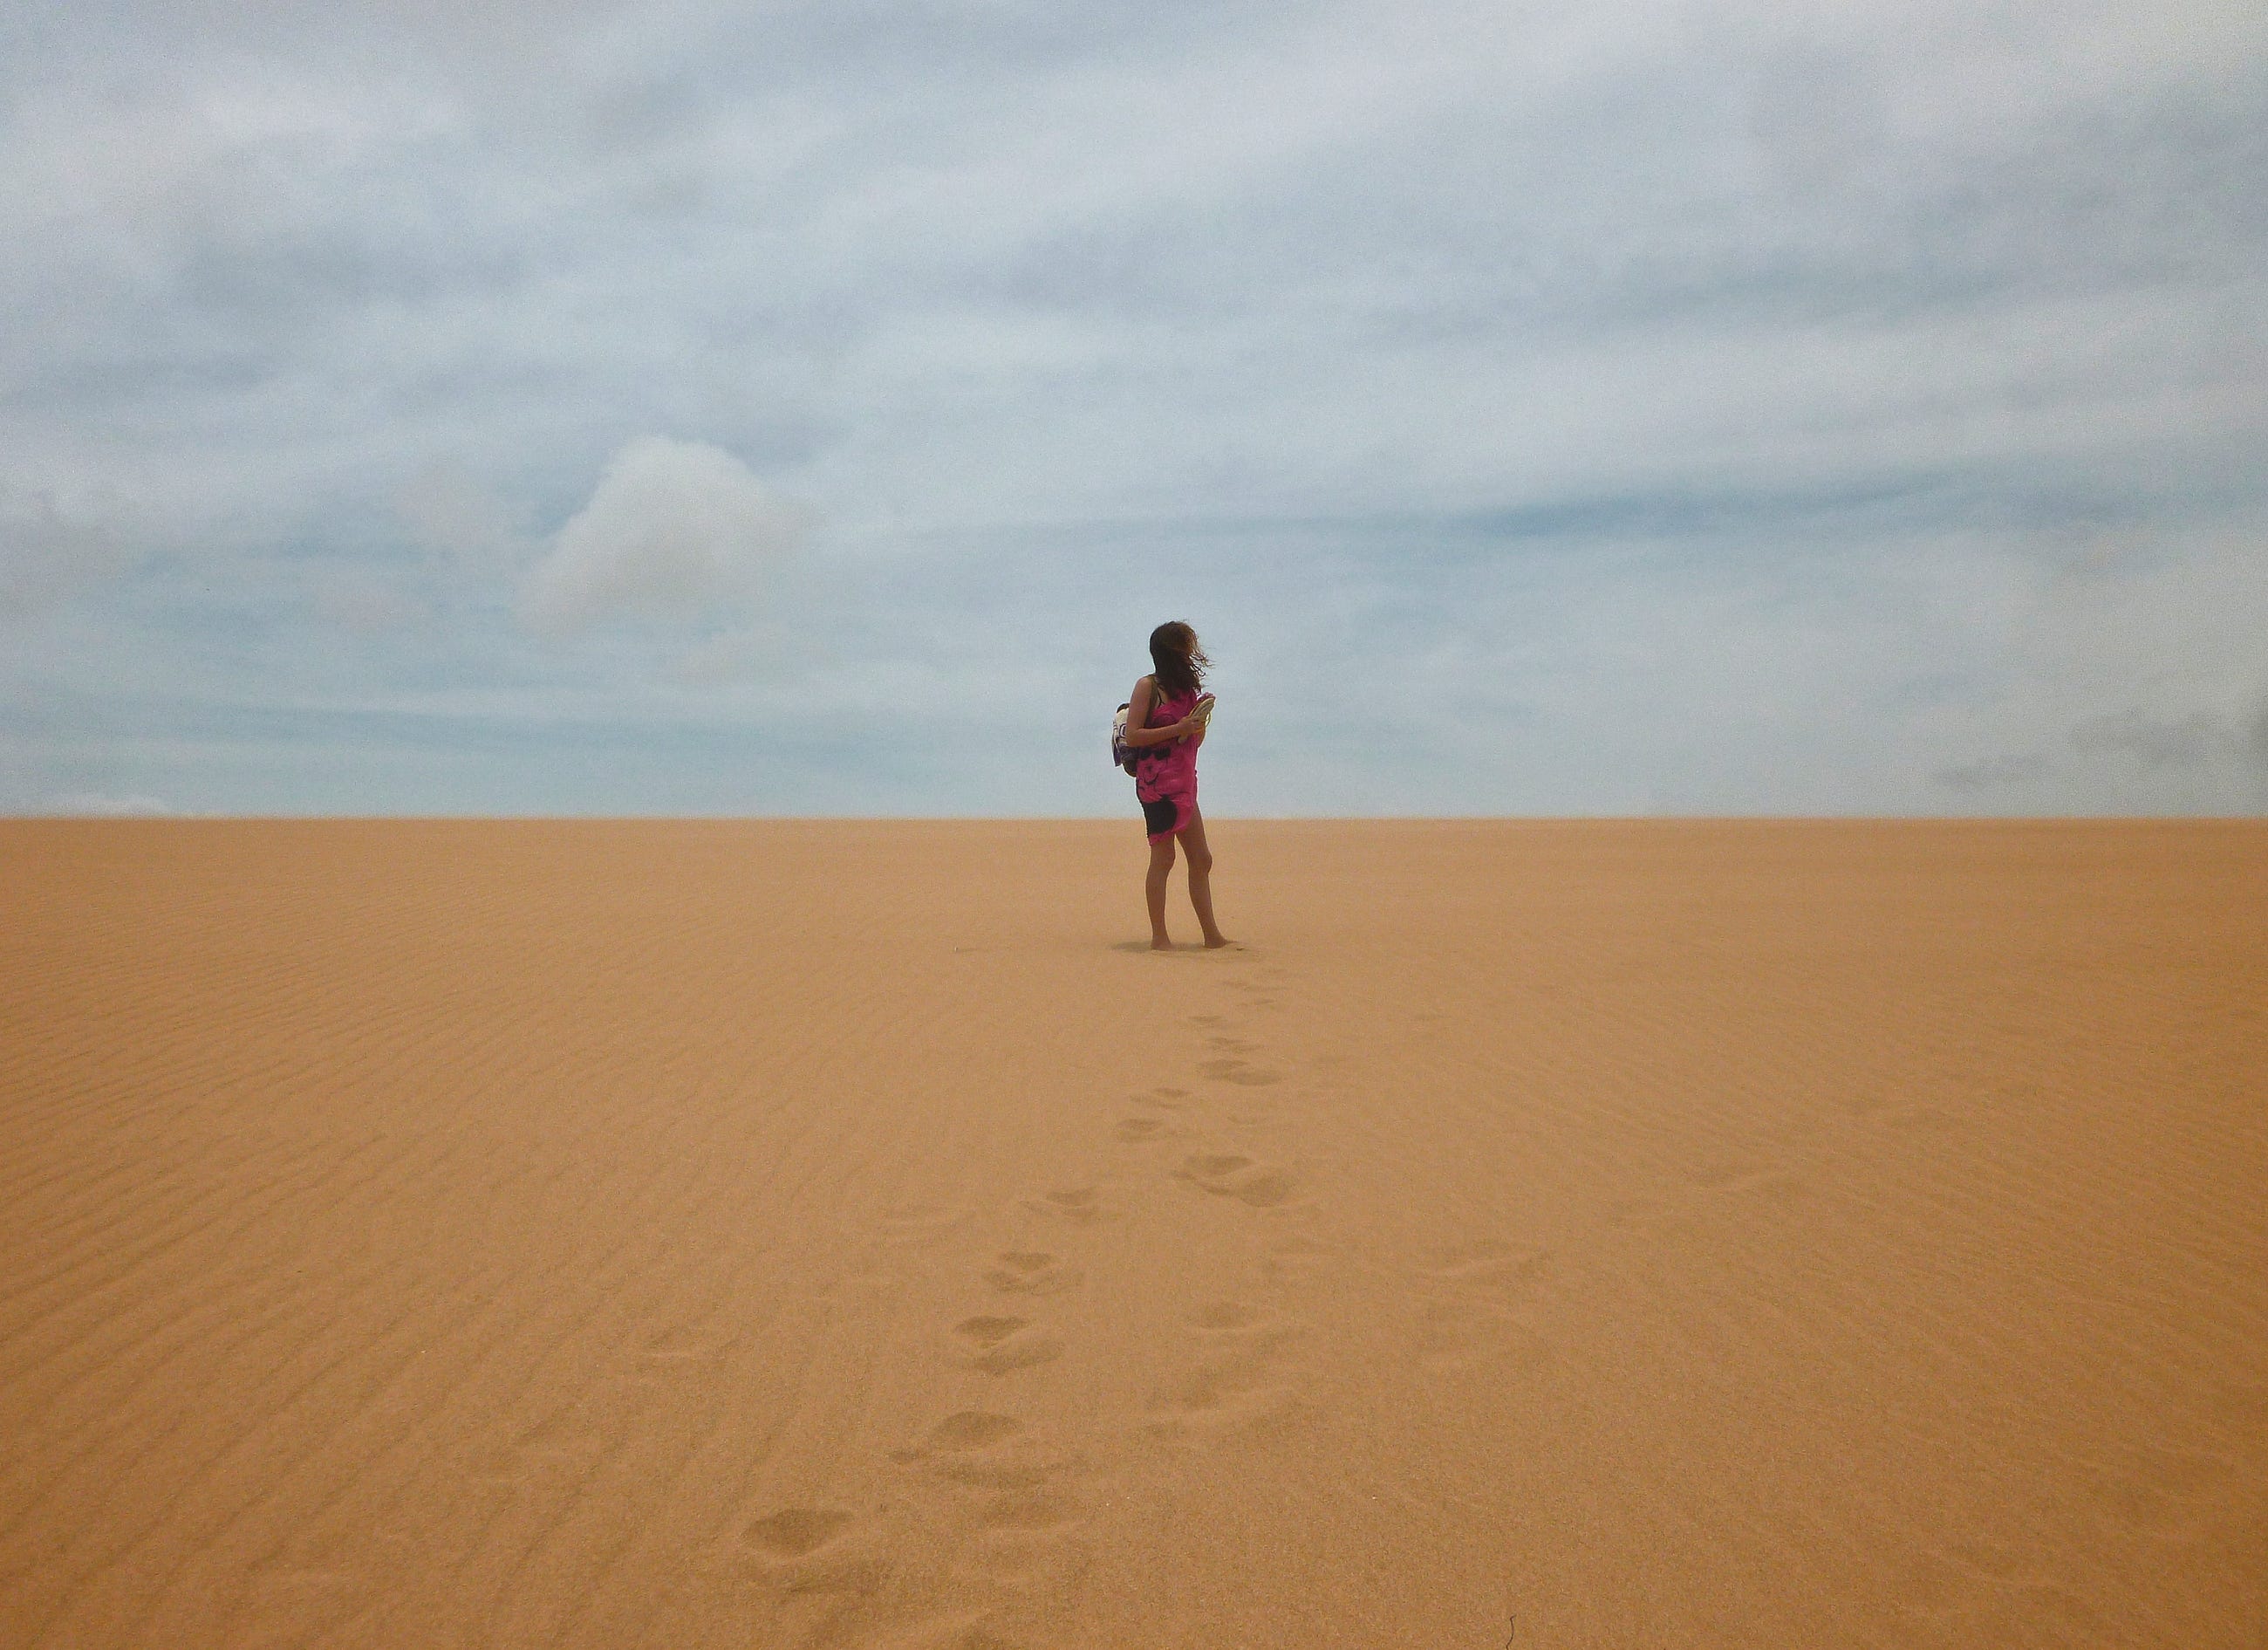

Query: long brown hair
<box><xmin>1149</xmin><ymin>621</ymin><xmax>1207</xmax><ymax>699</ymax></box>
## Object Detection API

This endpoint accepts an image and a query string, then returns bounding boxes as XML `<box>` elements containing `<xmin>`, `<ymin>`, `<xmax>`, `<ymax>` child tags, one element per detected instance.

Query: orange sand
<box><xmin>3</xmin><ymin>818</ymin><xmax>2263</xmax><ymax>1647</ymax></box>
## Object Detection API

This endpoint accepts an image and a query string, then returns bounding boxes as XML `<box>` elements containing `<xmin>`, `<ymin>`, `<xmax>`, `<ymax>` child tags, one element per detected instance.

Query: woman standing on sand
<box><xmin>1124</xmin><ymin>621</ymin><xmax>1229</xmax><ymax>951</ymax></box>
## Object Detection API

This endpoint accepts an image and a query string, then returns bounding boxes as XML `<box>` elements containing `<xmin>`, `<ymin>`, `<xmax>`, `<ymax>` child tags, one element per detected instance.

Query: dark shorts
<box><xmin>1141</xmin><ymin>795</ymin><xmax>1184</xmax><ymax>839</ymax></box>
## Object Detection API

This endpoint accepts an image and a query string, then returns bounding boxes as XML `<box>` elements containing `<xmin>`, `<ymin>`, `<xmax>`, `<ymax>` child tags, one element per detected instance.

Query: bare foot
<box><xmin>1202</xmin><ymin>935</ymin><xmax>1234</xmax><ymax>949</ymax></box>
<box><xmin>1151</xmin><ymin>936</ymin><xmax>1174</xmax><ymax>951</ymax></box>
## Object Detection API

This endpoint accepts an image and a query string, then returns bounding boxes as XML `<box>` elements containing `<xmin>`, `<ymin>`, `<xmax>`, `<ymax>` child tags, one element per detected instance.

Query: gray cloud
<box><xmin>393</xmin><ymin>462</ymin><xmax>528</xmax><ymax>567</ymax></box>
<box><xmin>1</xmin><ymin>0</ymin><xmax>2262</xmax><ymax>812</ymax></box>
<box><xmin>2073</xmin><ymin>707</ymin><xmax>2265</xmax><ymax>776</ymax></box>
<box><xmin>312</xmin><ymin>572</ymin><xmax>430</xmax><ymax>634</ymax></box>
<box><xmin>0</xmin><ymin>489</ymin><xmax>130</xmax><ymax>618</ymax></box>
<box><xmin>1935</xmin><ymin>754</ymin><xmax>2049</xmax><ymax>793</ymax></box>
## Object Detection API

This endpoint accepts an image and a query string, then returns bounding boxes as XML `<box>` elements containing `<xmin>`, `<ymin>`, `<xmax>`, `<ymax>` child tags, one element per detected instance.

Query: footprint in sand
<box><xmin>746</xmin><ymin>1508</ymin><xmax>855</xmax><ymax>1558</ymax></box>
<box><xmin>1184</xmin><ymin>1300</ymin><xmax>1303</xmax><ymax>1357</ymax></box>
<box><xmin>1021</xmin><ymin>1186</ymin><xmax>1110</xmax><ymax>1224</ymax></box>
<box><xmin>479</xmin><ymin>1407</ymin><xmax>602</xmax><ymax>1481</ymax></box>
<box><xmin>1178</xmin><ymin>1152</ymin><xmax>1300</xmax><ymax>1208</ymax></box>
<box><xmin>1415</xmin><ymin>1240</ymin><xmax>1555</xmax><ymax>1374</ymax></box>
<box><xmin>1146</xmin><ymin>1307</ymin><xmax>1308</xmax><ymax>1436</ymax></box>
<box><xmin>1145</xmin><ymin>1366</ymin><xmax>1294</xmax><ymax>1434</ymax></box>
<box><xmin>953</xmin><ymin>1315</ymin><xmax>1065</xmax><ymax>1375</ymax></box>
<box><xmin>733</xmin><ymin>1504</ymin><xmax>891</xmax><ymax>1605</ymax></box>
<box><xmin>1115</xmin><ymin>1117</ymin><xmax>1167</xmax><ymax>1141</ymax></box>
<box><xmin>1135</xmin><ymin>1086</ymin><xmax>1193</xmax><ymax>1110</ymax></box>
<box><xmin>897</xmin><ymin>1410</ymin><xmax>1052</xmax><ymax>1490</ymax></box>
<box><xmin>1198</xmin><ymin>1058</ymin><xmax>1284</xmax><ymax>1086</ymax></box>
<box><xmin>1422</xmin><ymin>1238</ymin><xmax>1553</xmax><ymax>1285</ymax></box>
<box><xmin>884</xmin><ymin>1408</ymin><xmax>1099</xmax><ymax>1640</ymax></box>
<box><xmin>640</xmin><ymin>1325</ymin><xmax>735</xmax><ymax>1367</ymax></box>
<box><xmin>745</xmin><ymin>1411</ymin><xmax>1097</xmax><ymax>1644</ymax></box>
<box><xmin>970</xmin><ymin>1336</ymin><xmax>1065</xmax><ymax>1375</ymax></box>
<box><xmin>955</xmin><ymin>1315</ymin><xmax>1027</xmax><ymax>1347</ymax></box>
<box><xmin>985</xmin><ymin>1250</ymin><xmax>1082</xmax><ymax>1296</ymax></box>
<box><xmin>1206</xmin><ymin>1034</ymin><xmax>1262</xmax><ymax>1054</ymax></box>
<box><xmin>1414</xmin><ymin>1298</ymin><xmax>1554</xmax><ymax>1374</ymax></box>
<box><xmin>1261</xmin><ymin>1233</ymin><xmax>1334</xmax><ymax>1282</ymax></box>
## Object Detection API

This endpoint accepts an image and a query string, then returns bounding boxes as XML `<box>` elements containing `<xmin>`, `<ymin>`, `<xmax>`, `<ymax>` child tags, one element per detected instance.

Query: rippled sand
<box><xmin>3</xmin><ymin>818</ymin><xmax>2262</xmax><ymax>1647</ymax></box>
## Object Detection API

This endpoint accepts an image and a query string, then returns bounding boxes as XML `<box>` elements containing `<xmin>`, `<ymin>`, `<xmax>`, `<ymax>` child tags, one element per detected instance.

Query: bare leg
<box><xmin>1146</xmin><ymin>835</ymin><xmax>1177</xmax><ymax>949</ymax></box>
<box><xmin>1179</xmin><ymin>806</ymin><xmax>1229</xmax><ymax>948</ymax></box>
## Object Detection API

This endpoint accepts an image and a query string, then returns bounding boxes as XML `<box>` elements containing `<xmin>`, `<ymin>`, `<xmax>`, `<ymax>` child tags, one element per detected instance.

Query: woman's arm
<box><xmin>1120</xmin><ymin>675</ymin><xmax>1194</xmax><ymax>748</ymax></box>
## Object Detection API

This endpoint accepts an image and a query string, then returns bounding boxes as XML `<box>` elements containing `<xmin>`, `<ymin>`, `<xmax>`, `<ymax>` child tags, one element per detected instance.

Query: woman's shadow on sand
<box><xmin>1108</xmin><ymin>940</ymin><xmax>1247</xmax><ymax>954</ymax></box>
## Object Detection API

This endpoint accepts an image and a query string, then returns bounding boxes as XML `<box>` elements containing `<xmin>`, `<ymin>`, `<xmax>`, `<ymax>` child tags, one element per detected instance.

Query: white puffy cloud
<box><xmin>517</xmin><ymin>436</ymin><xmax>805</xmax><ymax>633</ymax></box>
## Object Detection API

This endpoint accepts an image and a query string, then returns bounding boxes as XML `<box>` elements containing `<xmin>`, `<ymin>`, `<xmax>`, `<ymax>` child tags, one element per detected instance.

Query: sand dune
<box><xmin>2</xmin><ymin>818</ymin><xmax>2263</xmax><ymax>1647</ymax></box>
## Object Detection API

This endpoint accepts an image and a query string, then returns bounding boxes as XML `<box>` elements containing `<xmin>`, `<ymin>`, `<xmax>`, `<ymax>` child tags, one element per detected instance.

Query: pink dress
<box><xmin>1132</xmin><ymin>684</ymin><xmax>1200</xmax><ymax>844</ymax></box>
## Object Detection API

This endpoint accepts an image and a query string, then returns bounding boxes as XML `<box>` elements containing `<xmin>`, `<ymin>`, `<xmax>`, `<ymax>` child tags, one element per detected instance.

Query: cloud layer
<box><xmin>2</xmin><ymin>0</ymin><xmax>2262</xmax><ymax>814</ymax></box>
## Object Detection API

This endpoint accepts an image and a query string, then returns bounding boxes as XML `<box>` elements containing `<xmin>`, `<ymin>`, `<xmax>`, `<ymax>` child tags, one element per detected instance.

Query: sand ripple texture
<box><xmin>3</xmin><ymin>818</ymin><xmax>2264</xmax><ymax>1648</ymax></box>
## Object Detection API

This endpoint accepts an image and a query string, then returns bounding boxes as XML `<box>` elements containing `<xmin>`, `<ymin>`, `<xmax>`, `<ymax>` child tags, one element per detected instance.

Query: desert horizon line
<box><xmin>8</xmin><ymin>812</ymin><xmax>2262</xmax><ymax>826</ymax></box>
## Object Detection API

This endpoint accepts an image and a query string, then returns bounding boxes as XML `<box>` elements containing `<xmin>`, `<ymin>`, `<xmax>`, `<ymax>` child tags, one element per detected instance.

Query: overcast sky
<box><xmin>3</xmin><ymin>0</ymin><xmax>2264</xmax><ymax>816</ymax></box>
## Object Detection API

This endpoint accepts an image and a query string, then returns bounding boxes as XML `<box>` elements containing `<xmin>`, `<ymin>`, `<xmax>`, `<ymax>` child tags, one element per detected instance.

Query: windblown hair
<box><xmin>1148</xmin><ymin>621</ymin><xmax>1208</xmax><ymax>700</ymax></box>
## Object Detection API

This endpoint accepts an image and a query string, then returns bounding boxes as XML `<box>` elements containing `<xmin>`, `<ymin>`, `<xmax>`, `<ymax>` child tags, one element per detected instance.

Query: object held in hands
<box><xmin>1188</xmin><ymin>693</ymin><xmax>1215</xmax><ymax>730</ymax></box>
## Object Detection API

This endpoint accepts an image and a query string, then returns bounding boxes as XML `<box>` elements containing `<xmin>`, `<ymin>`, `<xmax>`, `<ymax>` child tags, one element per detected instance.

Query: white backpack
<box><xmin>1110</xmin><ymin>702</ymin><xmax>1137</xmax><ymax>774</ymax></box>
<box><xmin>1112</xmin><ymin>688</ymin><xmax>1212</xmax><ymax>775</ymax></box>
